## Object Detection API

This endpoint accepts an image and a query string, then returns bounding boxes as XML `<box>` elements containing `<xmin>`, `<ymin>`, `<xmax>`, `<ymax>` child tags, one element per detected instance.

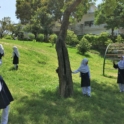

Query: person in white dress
<box><xmin>72</xmin><ymin>58</ymin><xmax>91</xmax><ymax>97</ymax></box>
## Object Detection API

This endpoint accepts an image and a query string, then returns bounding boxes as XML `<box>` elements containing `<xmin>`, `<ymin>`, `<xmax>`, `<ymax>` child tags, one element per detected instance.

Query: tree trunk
<box><xmin>111</xmin><ymin>28</ymin><xmax>114</xmax><ymax>36</ymax></box>
<box><xmin>55</xmin><ymin>0</ymin><xmax>82</xmax><ymax>98</ymax></box>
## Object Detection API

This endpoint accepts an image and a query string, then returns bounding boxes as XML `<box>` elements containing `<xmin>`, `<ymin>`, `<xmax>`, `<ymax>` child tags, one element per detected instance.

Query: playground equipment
<box><xmin>103</xmin><ymin>43</ymin><xmax>124</xmax><ymax>76</ymax></box>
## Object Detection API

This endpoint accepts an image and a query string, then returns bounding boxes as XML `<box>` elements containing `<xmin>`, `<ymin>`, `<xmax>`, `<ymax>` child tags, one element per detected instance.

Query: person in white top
<box><xmin>72</xmin><ymin>58</ymin><xmax>91</xmax><ymax>97</ymax></box>
<box><xmin>113</xmin><ymin>55</ymin><xmax>124</xmax><ymax>92</ymax></box>
<box><xmin>0</xmin><ymin>44</ymin><xmax>4</xmax><ymax>65</ymax></box>
<box><xmin>12</xmin><ymin>46</ymin><xmax>19</xmax><ymax>70</ymax></box>
<box><xmin>0</xmin><ymin>75</ymin><xmax>14</xmax><ymax>124</ymax></box>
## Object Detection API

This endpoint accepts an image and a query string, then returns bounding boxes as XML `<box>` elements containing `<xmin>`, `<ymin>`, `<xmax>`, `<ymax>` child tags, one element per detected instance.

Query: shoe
<box><xmin>87</xmin><ymin>94</ymin><xmax>91</xmax><ymax>97</ymax></box>
<box><xmin>16</xmin><ymin>65</ymin><xmax>18</xmax><ymax>70</ymax></box>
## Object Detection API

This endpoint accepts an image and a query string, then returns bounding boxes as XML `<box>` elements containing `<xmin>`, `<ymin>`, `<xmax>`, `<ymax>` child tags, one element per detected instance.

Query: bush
<box><xmin>105</xmin><ymin>39</ymin><xmax>113</xmax><ymax>46</ymax></box>
<box><xmin>77</xmin><ymin>35</ymin><xmax>83</xmax><ymax>41</ymax></box>
<box><xmin>77</xmin><ymin>37</ymin><xmax>91</xmax><ymax>54</ymax></box>
<box><xmin>4</xmin><ymin>35</ymin><xmax>12</xmax><ymax>40</ymax></box>
<box><xmin>97</xmin><ymin>32</ymin><xmax>109</xmax><ymax>46</ymax></box>
<box><xmin>116</xmin><ymin>35</ymin><xmax>124</xmax><ymax>43</ymax></box>
<box><xmin>18</xmin><ymin>31</ymin><xmax>24</xmax><ymax>40</ymax></box>
<box><xmin>36</xmin><ymin>34</ymin><xmax>44</xmax><ymax>42</ymax></box>
<box><xmin>28</xmin><ymin>33</ymin><xmax>35</xmax><ymax>41</ymax></box>
<box><xmin>49</xmin><ymin>34</ymin><xmax>57</xmax><ymax>46</ymax></box>
<box><xmin>66</xmin><ymin>30</ymin><xmax>79</xmax><ymax>46</ymax></box>
<box><xmin>83</xmin><ymin>34</ymin><xmax>96</xmax><ymax>43</ymax></box>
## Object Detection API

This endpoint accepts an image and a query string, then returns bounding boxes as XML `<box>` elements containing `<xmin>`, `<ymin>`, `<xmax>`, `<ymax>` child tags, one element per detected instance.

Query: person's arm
<box><xmin>113</xmin><ymin>61</ymin><xmax>118</xmax><ymax>69</ymax></box>
<box><xmin>72</xmin><ymin>67</ymin><xmax>81</xmax><ymax>74</ymax></box>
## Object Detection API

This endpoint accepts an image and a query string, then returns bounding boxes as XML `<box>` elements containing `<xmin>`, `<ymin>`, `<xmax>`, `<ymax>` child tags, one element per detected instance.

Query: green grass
<box><xmin>0</xmin><ymin>39</ymin><xmax>123</xmax><ymax>124</ymax></box>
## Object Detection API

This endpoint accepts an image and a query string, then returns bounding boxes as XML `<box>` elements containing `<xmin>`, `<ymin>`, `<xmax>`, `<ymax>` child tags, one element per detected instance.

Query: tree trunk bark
<box><xmin>55</xmin><ymin>0</ymin><xmax>82</xmax><ymax>98</ymax></box>
<box><xmin>111</xmin><ymin>28</ymin><xmax>114</xmax><ymax>36</ymax></box>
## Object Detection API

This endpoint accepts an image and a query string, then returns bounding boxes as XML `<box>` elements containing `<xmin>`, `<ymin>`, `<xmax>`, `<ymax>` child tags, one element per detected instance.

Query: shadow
<box><xmin>8</xmin><ymin>79</ymin><xmax>124</xmax><ymax>124</ymax></box>
<box><xmin>9</xmin><ymin>67</ymin><xmax>17</xmax><ymax>71</ymax></box>
<box><xmin>76</xmin><ymin>51</ymin><xmax>92</xmax><ymax>58</ymax></box>
<box><xmin>103</xmin><ymin>74</ymin><xmax>117</xmax><ymax>79</ymax></box>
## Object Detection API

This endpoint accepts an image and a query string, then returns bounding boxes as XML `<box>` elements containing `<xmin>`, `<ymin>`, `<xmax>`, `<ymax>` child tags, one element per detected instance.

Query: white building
<box><xmin>53</xmin><ymin>4</ymin><xmax>124</xmax><ymax>35</ymax></box>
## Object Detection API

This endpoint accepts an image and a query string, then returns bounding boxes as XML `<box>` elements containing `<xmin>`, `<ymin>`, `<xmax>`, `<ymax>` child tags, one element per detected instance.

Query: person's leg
<box><xmin>86</xmin><ymin>86</ymin><xmax>91</xmax><ymax>97</ymax></box>
<box><xmin>14</xmin><ymin>64</ymin><xmax>16</xmax><ymax>69</ymax></box>
<box><xmin>1</xmin><ymin>105</ymin><xmax>9</xmax><ymax>124</ymax></box>
<box><xmin>82</xmin><ymin>87</ymin><xmax>87</xmax><ymax>95</ymax></box>
<box><xmin>16</xmin><ymin>64</ymin><xmax>18</xmax><ymax>70</ymax></box>
<box><xmin>118</xmin><ymin>83</ymin><xmax>122</xmax><ymax>92</ymax></box>
<box><xmin>121</xmin><ymin>84</ymin><xmax>124</xmax><ymax>92</ymax></box>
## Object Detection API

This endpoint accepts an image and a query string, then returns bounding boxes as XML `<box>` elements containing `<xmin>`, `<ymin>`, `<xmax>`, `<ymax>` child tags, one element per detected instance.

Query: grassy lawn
<box><xmin>0</xmin><ymin>39</ymin><xmax>123</xmax><ymax>124</ymax></box>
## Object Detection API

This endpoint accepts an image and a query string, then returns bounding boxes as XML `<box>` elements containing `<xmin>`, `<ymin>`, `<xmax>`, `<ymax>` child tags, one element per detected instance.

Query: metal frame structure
<box><xmin>103</xmin><ymin>43</ymin><xmax>124</xmax><ymax>75</ymax></box>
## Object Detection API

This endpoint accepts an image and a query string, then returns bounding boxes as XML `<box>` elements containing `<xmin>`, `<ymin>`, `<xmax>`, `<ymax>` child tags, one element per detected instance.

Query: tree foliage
<box><xmin>95</xmin><ymin>1</ymin><xmax>124</xmax><ymax>36</ymax></box>
<box><xmin>0</xmin><ymin>17</ymin><xmax>11</xmax><ymax>38</ymax></box>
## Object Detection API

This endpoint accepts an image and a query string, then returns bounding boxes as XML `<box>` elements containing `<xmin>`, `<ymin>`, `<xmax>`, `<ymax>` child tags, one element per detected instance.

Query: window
<box><xmin>84</xmin><ymin>21</ymin><xmax>94</xmax><ymax>27</ymax></box>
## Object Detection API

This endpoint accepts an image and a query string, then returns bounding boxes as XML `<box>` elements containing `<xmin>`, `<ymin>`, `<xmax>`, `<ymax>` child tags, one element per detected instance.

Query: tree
<box><xmin>95</xmin><ymin>1</ymin><xmax>124</xmax><ymax>36</ymax></box>
<box><xmin>55</xmin><ymin>0</ymin><xmax>92</xmax><ymax>97</ymax></box>
<box><xmin>0</xmin><ymin>17</ymin><xmax>11</xmax><ymax>38</ymax></box>
<box><xmin>16</xmin><ymin>0</ymin><xmax>32</xmax><ymax>24</ymax></box>
<box><xmin>9</xmin><ymin>23</ymin><xmax>23</xmax><ymax>39</ymax></box>
<box><xmin>16</xmin><ymin>0</ymin><xmax>55</xmax><ymax>41</ymax></box>
<box><xmin>15</xmin><ymin>0</ymin><xmax>93</xmax><ymax>97</ymax></box>
<box><xmin>95</xmin><ymin>3</ymin><xmax>124</xmax><ymax>36</ymax></box>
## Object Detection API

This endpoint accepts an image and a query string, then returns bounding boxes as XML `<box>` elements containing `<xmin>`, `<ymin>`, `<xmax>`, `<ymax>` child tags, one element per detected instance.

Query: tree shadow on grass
<box><xmin>103</xmin><ymin>74</ymin><xmax>117</xmax><ymax>79</ymax></box>
<box><xmin>9</xmin><ymin>67</ymin><xmax>17</xmax><ymax>71</ymax></box>
<box><xmin>9</xmin><ymin>79</ymin><xmax>124</xmax><ymax>124</ymax></box>
<box><xmin>76</xmin><ymin>52</ymin><xmax>92</xmax><ymax>58</ymax></box>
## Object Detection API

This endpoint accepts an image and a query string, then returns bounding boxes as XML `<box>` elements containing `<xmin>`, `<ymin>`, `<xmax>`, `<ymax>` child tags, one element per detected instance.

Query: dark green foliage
<box><xmin>36</xmin><ymin>34</ymin><xmax>44</xmax><ymax>42</ymax></box>
<box><xmin>66</xmin><ymin>30</ymin><xmax>79</xmax><ymax>46</ymax></box>
<box><xmin>77</xmin><ymin>37</ymin><xmax>91</xmax><ymax>54</ymax></box>
<box><xmin>49</xmin><ymin>34</ymin><xmax>57</xmax><ymax>46</ymax></box>
<box><xmin>18</xmin><ymin>31</ymin><xmax>24</xmax><ymax>40</ymax></box>
<box><xmin>95</xmin><ymin>2</ymin><xmax>124</xmax><ymax>36</ymax></box>
<box><xmin>4</xmin><ymin>35</ymin><xmax>13</xmax><ymax>40</ymax></box>
<box><xmin>82</xmin><ymin>32</ymin><xmax>113</xmax><ymax>51</ymax></box>
<box><xmin>28</xmin><ymin>33</ymin><xmax>35</xmax><ymax>41</ymax></box>
<box><xmin>116</xmin><ymin>35</ymin><xmax>124</xmax><ymax>43</ymax></box>
<box><xmin>77</xmin><ymin>35</ymin><xmax>83</xmax><ymax>41</ymax></box>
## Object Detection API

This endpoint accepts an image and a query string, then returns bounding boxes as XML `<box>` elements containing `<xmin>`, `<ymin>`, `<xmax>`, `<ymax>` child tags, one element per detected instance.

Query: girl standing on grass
<box><xmin>113</xmin><ymin>55</ymin><xmax>124</xmax><ymax>92</ymax></box>
<box><xmin>72</xmin><ymin>58</ymin><xmax>91</xmax><ymax>97</ymax></box>
<box><xmin>12</xmin><ymin>46</ymin><xmax>19</xmax><ymax>70</ymax></box>
<box><xmin>0</xmin><ymin>44</ymin><xmax>4</xmax><ymax>65</ymax></box>
<box><xmin>0</xmin><ymin>75</ymin><xmax>14</xmax><ymax>124</ymax></box>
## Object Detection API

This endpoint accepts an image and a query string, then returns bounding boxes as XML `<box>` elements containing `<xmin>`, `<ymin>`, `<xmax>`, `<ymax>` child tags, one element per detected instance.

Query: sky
<box><xmin>0</xmin><ymin>0</ymin><xmax>102</xmax><ymax>23</ymax></box>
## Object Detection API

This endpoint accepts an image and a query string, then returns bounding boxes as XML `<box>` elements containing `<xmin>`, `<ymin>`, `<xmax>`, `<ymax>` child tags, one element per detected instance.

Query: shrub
<box><xmin>77</xmin><ymin>35</ymin><xmax>83</xmax><ymax>41</ymax></box>
<box><xmin>116</xmin><ymin>35</ymin><xmax>124</xmax><ymax>43</ymax></box>
<box><xmin>49</xmin><ymin>34</ymin><xmax>57</xmax><ymax>46</ymax></box>
<box><xmin>66</xmin><ymin>30</ymin><xmax>79</xmax><ymax>46</ymax></box>
<box><xmin>77</xmin><ymin>37</ymin><xmax>91</xmax><ymax>54</ymax></box>
<box><xmin>4</xmin><ymin>35</ymin><xmax>12</xmax><ymax>40</ymax></box>
<box><xmin>27</xmin><ymin>33</ymin><xmax>35</xmax><ymax>41</ymax></box>
<box><xmin>97</xmin><ymin>32</ymin><xmax>109</xmax><ymax>46</ymax></box>
<box><xmin>18</xmin><ymin>31</ymin><xmax>24</xmax><ymax>40</ymax></box>
<box><xmin>105</xmin><ymin>39</ymin><xmax>113</xmax><ymax>46</ymax></box>
<box><xmin>36</xmin><ymin>34</ymin><xmax>44</xmax><ymax>42</ymax></box>
<box><xmin>83</xmin><ymin>34</ymin><xmax>96</xmax><ymax>43</ymax></box>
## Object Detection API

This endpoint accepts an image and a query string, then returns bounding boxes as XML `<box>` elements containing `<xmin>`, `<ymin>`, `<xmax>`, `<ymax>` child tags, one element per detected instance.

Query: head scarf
<box><xmin>118</xmin><ymin>56</ymin><xmax>124</xmax><ymax>69</ymax></box>
<box><xmin>13</xmin><ymin>46</ymin><xmax>19</xmax><ymax>57</ymax></box>
<box><xmin>79</xmin><ymin>58</ymin><xmax>89</xmax><ymax>73</ymax></box>
<box><xmin>0</xmin><ymin>44</ymin><xmax>4</xmax><ymax>54</ymax></box>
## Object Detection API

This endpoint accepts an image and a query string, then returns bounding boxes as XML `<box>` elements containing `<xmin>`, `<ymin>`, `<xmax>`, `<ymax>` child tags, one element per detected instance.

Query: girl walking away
<box><xmin>0</xmin><ymin>44</ymin><xmax>4</xmax><ymax>65</ymax></box>
<box><xmin>72</xmin><ymin>58</ymin><xmax>91</xmax><ymax>97</ymax></box>
<box><xmin>12</xmin><ymin>46</ymin><xmax>19</xmax><ymax>70</ymax></box>
<box><xmin>0</xmin><ymin>75</ymin><xmax>14</xmax><ymax>124</ymax></box>
<box><xmin>113</xmin><ymin>56</ymin><xmax>124</xmax><ymax>92</ymax></box>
